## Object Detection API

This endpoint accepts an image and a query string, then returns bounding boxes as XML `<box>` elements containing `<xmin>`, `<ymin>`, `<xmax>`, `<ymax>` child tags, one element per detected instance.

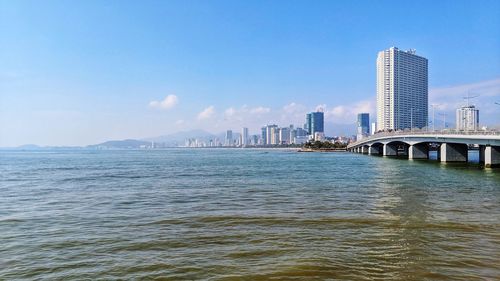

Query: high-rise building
<box><xmin>305</xmin><ymin>112</ymin><xmax>324</xmax><ymax>135</ymax></box>
<box><xmin>265</xmin><ymin>124</ymin><xmax>278</xmax><ymax>145</ymax></box>
<box><xmin>357</xmin><ymin>113</ymin><xmax>370</xmax><ymax>140</ymax></box>
<box><xmin>376</xmin><ymin>47</ymin><xmax>428</xmax><ymax>131</ymax></box>
<box><xmin>270</xmin><ymin>126</ymin><xmax>279</xmax><ymax>145</ymax></box>
<box><xmin>225</xmin><ymin>130</ymin><xmax>233</xmax><ymax>147</ymax></box>
<box><xmin>241</xmin><ymin>127</ymin><xmax>249</xmax><ymax>146</ymax></box>
<box><xmin>261</xmin><ymin>126</ymin><xmax>267</xmax><ymax>145</ymax></box>
<box><xmin>279</xmin><ymin>127</ymin><xmax>290</xmax><ymax>144</ymax></box>
<box><xmin>456</xmin><ymin>105</ymin><xmax>479</xmax><ymax>131</ymax></box>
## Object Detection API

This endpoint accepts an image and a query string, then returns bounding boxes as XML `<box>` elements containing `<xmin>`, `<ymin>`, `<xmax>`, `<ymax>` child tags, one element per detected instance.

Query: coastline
<box><xmin>298</xmin><ymin>148</ymin><xmax>348</xmax><ymax>152</ymax></box>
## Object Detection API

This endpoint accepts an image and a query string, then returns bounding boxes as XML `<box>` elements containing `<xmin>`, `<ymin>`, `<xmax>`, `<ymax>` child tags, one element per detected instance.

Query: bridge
<box><xmin>347</xmin><ymin>130</ymin><xmax>500</xmax><ymax>168</ymax></box>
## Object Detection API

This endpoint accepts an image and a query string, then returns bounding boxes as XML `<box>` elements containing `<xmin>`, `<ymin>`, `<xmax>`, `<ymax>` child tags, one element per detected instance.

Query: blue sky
<box><xmin>1</xmin><ymin>0</ymin><xmax>499</xmax><ymax>146</ymax></box>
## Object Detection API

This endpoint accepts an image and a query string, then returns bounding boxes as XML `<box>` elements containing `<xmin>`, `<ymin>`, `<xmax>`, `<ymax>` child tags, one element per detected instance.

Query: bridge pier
<box><xmin>383</xmin><ymin>143</ymin><xmax>398</xmax><ymax>156</ymax></box>
<box><xmin>479</xmin><ymin>145</ymin><xmax>500</xmax><ymax>168</ymax></box>
<box><xmin>409</xmin><ymin>143</ymin><xmax>429</xmax><ymax>159</ymax></box>
<box><xmin>368</xmin><ymin>145</ymin><xmax>381</xmax><ymax>155</ymax></box>
<box><xmin>439</xmin><ymin>143</ymin><xmax>468</xmax><ymax>163</ymax></box>
<box><xmin>361</xmin><ymin>146</ymin><xmax>369</xmax><ymax>154</ymax></box>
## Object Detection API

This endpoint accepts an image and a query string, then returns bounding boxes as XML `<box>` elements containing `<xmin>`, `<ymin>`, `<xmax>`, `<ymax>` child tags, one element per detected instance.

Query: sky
<box><xmin>1</xmin><ymin>0</ymin><xmax>499</xmax><ymax>146</ymax></box>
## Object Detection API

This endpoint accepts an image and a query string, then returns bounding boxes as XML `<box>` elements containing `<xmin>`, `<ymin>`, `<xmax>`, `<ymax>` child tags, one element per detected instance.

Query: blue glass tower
<box><xmin>306</xmin><ymin>112</ymin><xmax>324</xmax><ymax>135</ymax></box>
<box><xmin>357</xmin><ymin>113</ymin><xmax>370</xmax><ymax>135</ymax></box>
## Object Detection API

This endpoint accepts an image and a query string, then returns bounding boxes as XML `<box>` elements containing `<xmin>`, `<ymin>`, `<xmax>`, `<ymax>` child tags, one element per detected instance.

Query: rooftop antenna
<box><xmin>463</xmin><ymin>91</ymin><xmax>479</xmax><ymax>107</ymax></box>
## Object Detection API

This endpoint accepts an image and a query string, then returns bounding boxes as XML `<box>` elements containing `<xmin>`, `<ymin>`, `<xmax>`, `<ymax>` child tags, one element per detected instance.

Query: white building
<box><xmin>225</xmin><ymin>130</ymin><xmax>233</xmax><ymax>147</ymax></box>
<box><xmin>294</xmin><ymin>136</ymin><xmax>309</xmax><ymax>144</ymax></box>
<box><xmin>376</xmin><ymin>47</ymin><xmax>428</xmax><ymax>131</ymax></box>
<box><xmin>314</xmin><ymin>132</ymin><xmax>325</xmax><ymax>141</ymax></box>
<box><xmin>241</xmin><ymin>127</ymin><xmax>249</xmax><ymax>146</ymax></box>
<box><xmin>265</xmin><ymin>125</ymin><xmax>278</xmax><ymax>145</ymax></box>
<box><xmin>456</xmin><ymin>105</ymin><xmax>479</xmax><ymax>131</ymax></box>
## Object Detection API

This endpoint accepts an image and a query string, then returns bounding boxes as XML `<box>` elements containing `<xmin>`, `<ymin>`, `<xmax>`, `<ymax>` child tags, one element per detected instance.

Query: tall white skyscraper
<box><xmin>241</xmin><ymin>127</ymin><xmax>249</xmax><ymax>146</ymax></box>
<box><xmin>225</xmin><ymin>130</ymin><xmax>233</xmax><ymax>147</ymax></box>
<box><xmin>456</xmin><ymin>105</ymin><xmax>479</xmax><ymax>131</ymax></box>
<box><xmin>265</xmin><ymin>125</ymin><xmax>278</xmax><ymax>145</ymax></box>
<box><xmin>376</xmin><ymin>47</ymin><xmax>428</xmax><ymax>131</ymax></box>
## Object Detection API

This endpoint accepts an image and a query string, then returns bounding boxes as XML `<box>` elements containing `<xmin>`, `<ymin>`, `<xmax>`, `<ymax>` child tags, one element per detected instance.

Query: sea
<box><xmin>1</xmin><ymin>149</ymin><xmax>499</xmax><ymax>280</ymax></box>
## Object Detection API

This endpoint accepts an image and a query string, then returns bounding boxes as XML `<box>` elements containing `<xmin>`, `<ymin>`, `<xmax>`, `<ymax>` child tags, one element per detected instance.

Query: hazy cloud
<box><xmin>197</xmin><ymin>106</ymin><xmax>216</xmax><ymax>120</ymax></box>
<box><xmin>149</xmin><ymin>94</ymin><xmax>179</xmax><ymax>110</ymax></box>
<box><xmin>224</xmin><ymin>107</ymin><xmax>237</xmax><ymax>118</ymax></box>
<box><xmin>321</xmin><ymin>99</ymin><xmax>375</xmax><ymax>124</ymax></box>
<box><xmin>250</xmin><ymin>106</ymin><xmax>271</xmax><ymax>114</ymax></box>
<box><xmin>430</xmin><ymin>77</ymin><xmax>500</xmax><ymax>111</ymax></box>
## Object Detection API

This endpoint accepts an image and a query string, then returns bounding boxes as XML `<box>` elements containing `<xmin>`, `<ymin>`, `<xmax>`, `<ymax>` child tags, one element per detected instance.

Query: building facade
<box><xmin>456</xmin><ymin>105</ymin><xmax>479</xmax><ymax>131</ymax></box>
<box><xmin>241</xmin><ymin>127</ymin><xmax>249</xmax><ymax>146</ymax></box>
<box><xmin>225</xmin><ymin>130</ymin><xmax>233</xmax><ymax>147</ymax></box>
<box><xmin>376</xmin><ymin>47</ymin><xmax>428</xmax><ymax>131</ymax></box>
<box><xmin>357</xmin><ymin>113</ymin><xmax>370</xmax><ymax>140</ymax></box>
<box><xmin>265</xmin><ymin>125</ymin><xmax>278</xmax><ymax>145</ymax></box>
<box><xmin>305</xmin><ymin>112</ymin><xmax>324</xmax><ymax>136</ymax></box>
<box><xmin>279</xmin><ymin>127</ymin><xmax>290</xmax><ymax>144</ymax></box>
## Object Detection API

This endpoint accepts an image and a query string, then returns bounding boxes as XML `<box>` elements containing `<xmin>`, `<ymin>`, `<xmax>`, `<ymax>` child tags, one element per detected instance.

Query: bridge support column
<box><xmin>361</xmin><ymin>146</ymin><xmax>368</xmax><ymax>154</ymax></box>
<box><xmin>383</xmin><ymin>143</ymin><xmax>397</xmax><ymax>156</ymax></box>
<box><xmin>479</xmin><ymin>145</ymin><xmax>500</xmax><ymax>168</ymax></box>
<box><xmin>409</xmin><ymin>143</ymin><xmax>429</xmax><ymax>159</ymax></box>
<box><xmin>368</xmin><ymin>146</ymin><xmax>380</xmax><ymax>155</ymax></box>
<box><xmin>440</xmin><ymin>143</ymin><xmax>468</xmax><ymax>163</ymax></box>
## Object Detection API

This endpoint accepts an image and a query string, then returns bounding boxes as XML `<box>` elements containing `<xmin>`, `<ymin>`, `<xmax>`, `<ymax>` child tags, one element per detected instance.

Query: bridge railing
<box><xmin>349</xmin><ymin>128</ymin><xmax>500</xmax><ymax>146</ymax></box>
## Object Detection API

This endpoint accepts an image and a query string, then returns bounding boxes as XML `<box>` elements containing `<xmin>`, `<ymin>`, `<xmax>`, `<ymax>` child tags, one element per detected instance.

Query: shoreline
<box><xmin>298</xmin><ymin>148</ymin><xmax>348</xmax><ymax>152</ymax></box>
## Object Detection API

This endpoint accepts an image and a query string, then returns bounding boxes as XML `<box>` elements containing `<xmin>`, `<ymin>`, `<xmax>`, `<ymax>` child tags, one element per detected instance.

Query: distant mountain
<box><xmin>142</xmin><ymin>129</ymin><xmax>219</xmax><ymax>146</ymax></box>
<box><xmin>87</xmin><ymin>139</ymin><xmax>150</xmax><ymax>149</ymax></box>
<box><xmin>17</xmin><ymin>144</ymin><xmax>42</xmax><ymax>149</ymax></box>
<box><xmin>1</xmin><ymin>144</ymin><xmax>83</xmax><ymax>150</ymax></box>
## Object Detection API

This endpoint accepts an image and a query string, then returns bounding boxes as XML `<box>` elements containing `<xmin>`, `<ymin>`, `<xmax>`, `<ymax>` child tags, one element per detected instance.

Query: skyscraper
<box><xmin>265</xmin><ymin>124</ymin><xmax>278</xmax><ymax>145</ymax></box>
<box><xmin>305</xmin><ymin>112</ymin><xmax>324</xmax><ymax>135</ymax></box>
<box><xmin>376</xmin><ymin>47</ymin><xmax>428</xmax><ymax>131</ymax></box>
<box><xmin>261</xmin><ymin>126</ymin><xmax>267</xmax><ymax>145</ymax></box>
<box><xmin>456</xmin><ymin>105</ymin><xmax>479</xmax><ymax>131</ymax></box>
<box><xmin>241</xmin><ymin>127</ymin><xmax>249</xmax><ymax>146</ymax></box>
<box><xmin>357</xmin><ymin>113</ymin><xmax>370</xmax><ymax>140</ymax></box>
<box><xmin>279</xmin><ymin>127</ymin><xmax>290</xmax><ymax>144</ymax></box>
<box><xmin>225</xmin><ymin>130</ymin><xmax>233</xmax><ymax>147</ymax></box>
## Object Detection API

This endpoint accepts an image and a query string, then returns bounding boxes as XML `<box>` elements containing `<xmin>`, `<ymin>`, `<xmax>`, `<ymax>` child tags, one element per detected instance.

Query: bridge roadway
<box><xmin>347</xmin><ymin>130</ymin><xmax>500</xmax><ymax>168</ymax></box>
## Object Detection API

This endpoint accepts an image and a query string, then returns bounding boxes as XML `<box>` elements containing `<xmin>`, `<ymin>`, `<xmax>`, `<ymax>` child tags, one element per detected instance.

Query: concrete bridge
<box><xmin>347</xmin><ymin>130</ymin><xmax>500</xmax><ymax>168</ymax></box>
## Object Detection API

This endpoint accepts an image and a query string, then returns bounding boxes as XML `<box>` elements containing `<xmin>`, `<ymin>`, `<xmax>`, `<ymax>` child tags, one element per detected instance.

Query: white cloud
<box><xmin>429</xmin><ymin>78</ymin><xmax>500</xmax><ymax>127</ymax></box>
<box><xmin>224</xmin><ymin>107</ymin><xmax>236</xmax><ymax>117</ymax></box>
<box><xmin>322</xmin><ymin>99</ymin><xmax>375</xmax><ymax>124</ymax></box>
<box><xmin>175</xmin><ymin>119</ymin><xmax>185</xmax><ymax>125</ymax></box>
<box><xmin>223</xmin><ymin>105</ymin><xmax>271</xmax><ymax>120</ymax></box>
<box><xmin>315</xmin><ymin>104</ymin><xmax>326</xmax><ymax>112</ymax></box>
<box><xmin>283</xmin><ymin>102</ymin><xmax>305</xmax><ymax>114</ymax></box>
<box><xmin>430</xmin><ymin>77</ymin><xmax>500</xmax><ymax>111</ymax></box>
<box><xmin>250</xmin><ymin>106</ymin><xmax>271</xmax><ymax>114</ymax></box>
<box><xmin>430</xmin><ymin>78</ymin><xmax>500</xmax><ymax>99</ymax></box>
<box><xmin>149</xmin><ymin>94</ymin><xmax>179</xmax><ymax>110</ymax></box>
<box><xmin>197</xmin><ymin>106</ymin><xmax>215</xmax><ymax>120</ymax></box>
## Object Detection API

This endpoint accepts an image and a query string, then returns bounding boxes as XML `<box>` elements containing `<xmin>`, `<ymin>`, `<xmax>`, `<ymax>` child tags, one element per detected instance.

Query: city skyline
<box><xmin>1</xmin><ymin>0</ymin><xmax>499</xmax><ymax>146</ymax></box>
